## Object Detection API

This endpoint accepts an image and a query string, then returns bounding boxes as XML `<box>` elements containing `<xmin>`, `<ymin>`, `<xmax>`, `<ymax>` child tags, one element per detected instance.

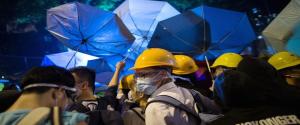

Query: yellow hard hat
<box><xmin>118</xmin><ymin>74</ymin><xmax>134</xmax><ymax>90</ymax></box>
<box><xmin>211</xmin><ymin>53</ymin><xmax>243</xmax><ymax>68</ymax></box>
<box><xmin>130</xmin><ymin>48</ymin><xmax>177</xmax><ymax>70</ymax></box>
<box><xmin>268</xmin><ymin>51</ymin><xmax>300</xmax><ymax>70</ymax></box>
<box><xmin>173</xmin><ymin>55</ymin><xmax>199</xmax><ymax>75</ymax></box>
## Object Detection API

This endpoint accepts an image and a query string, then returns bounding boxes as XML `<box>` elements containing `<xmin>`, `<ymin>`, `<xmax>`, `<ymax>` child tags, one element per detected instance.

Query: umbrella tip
<box><xmin>81</xmin><ymin>39</ymin><xmax>88</xmax><ymax>44</ymax></box>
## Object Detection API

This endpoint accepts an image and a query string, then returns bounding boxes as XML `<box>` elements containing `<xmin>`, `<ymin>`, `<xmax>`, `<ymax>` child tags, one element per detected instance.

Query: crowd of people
<box><xmin>0</xmin><ymin>48</ymin><xmax>299</xmax><ymax>125</ymax></box>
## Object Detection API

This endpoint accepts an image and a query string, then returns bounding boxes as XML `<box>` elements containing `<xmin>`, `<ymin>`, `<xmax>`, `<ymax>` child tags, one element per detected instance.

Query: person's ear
<box><xmin>160</xmin><ymin>70</ymin><xmax>168</xmax><ymax>76</ymax></box>
<box><xmin>81</xmin><ymin>81</ymin><xmax>89</xmax><ymax>90</ymax></box>
<box><xmin>52</xmin><ymin>88</ymin><xmax>65</xmax><ymax>100</ymax></box>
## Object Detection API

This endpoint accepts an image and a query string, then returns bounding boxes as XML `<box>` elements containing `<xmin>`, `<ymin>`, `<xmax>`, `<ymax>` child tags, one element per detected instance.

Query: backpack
<box><xmin>146</xmin><ymin>89</ymin><xmax>223</xmax><ymax>125</ymax></box>
<box><xmin>67</xmin><ymin>98</ymin><xmax>123</xmax><ymax>125</ymax></box>
<box><xmin>87</xmin><ymin>110</ymin><xmax>123</xmax><ymax>125</ymax></box>
<box><xmin>17</xmin><ymin>107</ymin><xmax>62</xmax><ymax>125</ymax></box>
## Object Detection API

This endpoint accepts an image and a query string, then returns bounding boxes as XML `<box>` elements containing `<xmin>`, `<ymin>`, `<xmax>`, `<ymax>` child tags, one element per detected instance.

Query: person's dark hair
<box><xmin>21</xmin><ymin>66</ymin><xmax>75</xmax><ymax>94</ymax></box>
<box><xmin>69</xmin><ymin>66</ymin><xmax>96</xmax><ymax>92</ymax></box>
<box><xmin>237</xmin><ymin>57</ymin><xmax>300</xmax><ymax>107</ymax></box>
<box><xmin>220</xmin><ymin>70</ymin><xmax>267</xmax><ymax>108</ymax></box>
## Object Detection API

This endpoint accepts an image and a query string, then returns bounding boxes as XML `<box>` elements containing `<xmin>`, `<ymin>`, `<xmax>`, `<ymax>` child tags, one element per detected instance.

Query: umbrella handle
<box><xmin>122</xmin><ymin>55</ymin><xmax>129</xmax><ymax>62</ymax></box>
<box><xmin>204</xmin><ymin>56</ymin><xmax>215</xmax><ymax>91</ymax></box>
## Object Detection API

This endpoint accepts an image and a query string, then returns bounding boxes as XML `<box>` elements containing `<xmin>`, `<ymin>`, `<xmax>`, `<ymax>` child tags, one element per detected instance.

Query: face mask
<box><xmin>135</xmin><ymin>70</ymin><xmax>175</xmax><ymax>95</ymax></box>
<box><xmin>135</xmin><ymin>70</ymin><xmax>163</xmax><ymax>95</ymax></box>
<box><xmin>136</xmin><ymin>83</ymin><xmax>158</xmax><ymax>95</ymax></box>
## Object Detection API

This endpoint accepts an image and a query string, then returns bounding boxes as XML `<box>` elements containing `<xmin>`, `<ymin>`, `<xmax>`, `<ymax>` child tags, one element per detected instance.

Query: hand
<box><xmin>116</xmin><ymin>61</ymin><xmax>125</xmax><ymax>70</ymax></box>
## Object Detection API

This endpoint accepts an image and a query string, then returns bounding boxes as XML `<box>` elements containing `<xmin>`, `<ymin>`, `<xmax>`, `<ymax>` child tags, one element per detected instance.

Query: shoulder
<box><xmin>0</xmin><ymin>110</ymin><xmax>29</xmax><ymax>125</ymax></box>
<box><xmin>146</xmin><ymin>101</ymin><xmax>175</xmax><ymax>116</ymax></box>
<box><xmin>62</xmin><ymin>111</ymin><xmax>88</xmax><ymax>124</ymax></box>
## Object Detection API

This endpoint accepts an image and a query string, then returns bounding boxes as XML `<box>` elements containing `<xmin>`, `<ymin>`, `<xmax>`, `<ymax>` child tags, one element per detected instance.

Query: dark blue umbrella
<box><xmin>192</xmin><ymin>6</ymin><xmax>256</xmax><ymax>61</ymax></box>
<box><xmin>87</xmin><ymin>56</ymin><xmax>135</xmax><ymax>76</ymax></box>
<box><xmin>148</xmin><ymin>10</ymin><xmax>210</xmax><ymax>54</ymax></box>
<box><xmin>87</xmin><ymin>56</ymin><xmax>135</xmax><ymax>85</ymax></box>
<box><xmin>149</xmin><ymin>5</ymin><xmax>256</xmax><ymax>60</ymax></box>
<box><xmin>87</xmin><ymin>58</ymin><xmax>114</xmax><ymax>85</ymax></box>
<box><xmin>47</xmin><ymin>2</ymin><xmax>135</xmax><ymax>57</ymax></box>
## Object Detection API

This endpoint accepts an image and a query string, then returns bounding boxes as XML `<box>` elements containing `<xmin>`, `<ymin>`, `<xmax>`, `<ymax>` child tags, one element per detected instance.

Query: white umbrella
<box><xmin>114</xmin><ymin>0</ymin><xmax>180</xmax><ymax>59</ymax></box>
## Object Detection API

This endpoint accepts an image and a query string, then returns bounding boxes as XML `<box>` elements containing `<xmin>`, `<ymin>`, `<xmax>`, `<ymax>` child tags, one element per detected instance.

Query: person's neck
<box><xmin>77</xmin><ymin>91</ymin><xmax>96</xmax><ymax>101</ymax></box>
<box><xmin>7</xmin><ymin>93</ymin><xmax>51</xmax><ymax>111</ymax></box>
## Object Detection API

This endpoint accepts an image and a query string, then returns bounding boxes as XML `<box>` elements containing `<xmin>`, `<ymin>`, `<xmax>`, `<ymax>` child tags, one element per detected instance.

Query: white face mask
<box><xmin>135</xmin><ymin>70</ymin><xmax>175</xmax><ymax>95</ymax></box>
<box><xmin>136</xmin><ymin>74</ymin><xmax>160</xmax><ymax>95</ymax></box>
<box><xmin>136</xmin><ymin>83</ymin><xmax>158</xmax><ymax>95</ymax></box>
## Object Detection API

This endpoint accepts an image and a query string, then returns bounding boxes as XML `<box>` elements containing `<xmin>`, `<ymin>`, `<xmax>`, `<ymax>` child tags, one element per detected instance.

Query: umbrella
<box><xmin>114</xmin><ymin>0</ymin><xmax>180</xmax><ymax>59</ymax></box>
<box><xmin>87</xmin><ymin>58</ymin><xmax>114</xmax><ymax>84</ymax></box>
<box><xmin>263</xmin><ymin>0</ymin><xmax>300</xmax><ymax>52</ymax></box>
<box><xmin>41</xmin><ymin>51</ymin><xmax>110</xmax><ymax>90</ymax></box>
<box><xmin>149</xmin><ymin>5</ymin><xmax>255</xmax><ymax>60</ymax></box>
<box><xmin>286</xmin><ymin>23</ymin><xmax>300</xmax><ymax>56</ymax></box>
<box><xmin>41</xmin><ymin>51</ymin><xmax>98</xmax><ymax>69</ymax></box>
<box><xmin>148</xmin><ymin>10</ymin><xmax>211</xmax><ymax>54</ymax></box>
<box><xmin>47</xmin><ymin>2</ymin><xmax>135</xmax><ymax>57</ymax></box>
<box><xmin>87</xmin><ymin>56</ymin><xmax>134</xmax><ymax>78</ymax></box>
<box><xmin>192</xmin><ymin>5</ymin><xmax>256</xmax><ymax>61</ymax></box>
<box><xmin>87</xmin><ymin>56</ymin><xmax>135</xmax><ymax>85</ymax></box>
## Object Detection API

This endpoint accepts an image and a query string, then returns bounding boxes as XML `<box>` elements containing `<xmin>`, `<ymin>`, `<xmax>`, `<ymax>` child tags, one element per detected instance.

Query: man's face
<box><xmin>134</xmin><ymin>68</ymin><xmax>166</xmax><ymax>95</ymax></box>
<box><xmin>282</xmin><ymin>67</ymin><xmax>300</xmax><ymax>87</ymax></box>
<box><xmin>214</xmin><ymin>66</ymin><xmax>227</xmax><ymax>78</ymax></box>
<box><xmin>72</xmin><ymin>73</ymin><xmax>83</xmax><ymax>99</ymax></box>
<box><xmin>210</xmin><ymin>66</ymin><xmax>228</xmax><ymax>91</ymax></box>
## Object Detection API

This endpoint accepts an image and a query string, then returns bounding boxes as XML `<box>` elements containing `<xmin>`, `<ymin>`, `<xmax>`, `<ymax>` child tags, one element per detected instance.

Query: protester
<box><xmin>211</xmin><ymin>57</ymin><xmax>300</xmax><ymax>124</ymax></box>
<box><xmin>211</xmin><ymin>53</ymin><xmax>243</xmax><ymax>78</ymax></box>
<box><xmin>68</xmin><ymin>62</ymin><xmax>125</xmax><ymax>125</ymax></box>
<box><xmin>268</xmin><ymin>51</ymin><xmax>300</xmax><ymax>88</ymax></box>
<box><xmin>0</xmin><ymin>66</ymin><xmax>87</xmax><ymax>125</ymax></box>
<box><xmin>172</xmin><ymin>55</ymin><xmax>212</xmax><ymax>97</ymax></box>
<box><xmin>131</xmin><ymin>48</ymin><xmax>198</xmax><ymax>125</ymax></box>
<box><xmin>210</xmin><ymin>53</ymin><xmax>243</xmax><ymax>112</ymax></box>
<box><xmin>121</xmin><ymin>74</ymin><xmax>146</xmax><ymax>125</ymax></box>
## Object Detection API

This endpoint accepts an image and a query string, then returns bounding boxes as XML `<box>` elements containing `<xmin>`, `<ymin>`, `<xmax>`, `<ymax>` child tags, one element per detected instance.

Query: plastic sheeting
<box><xmin>286</xmin><ymin>23</ymin><xmax>300</xmax><ymax>56</ymax></box>
<box><xmin>263</xmin><ymin>0</ymin><xmax>300</xmax><ymax>51</ymax></box>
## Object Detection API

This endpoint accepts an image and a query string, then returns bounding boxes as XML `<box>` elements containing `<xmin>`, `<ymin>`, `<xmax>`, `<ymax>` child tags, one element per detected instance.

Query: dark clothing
<box><xmin>210</xmin><ymin>106</ymin><xmax>300</xmax><ymax>125</ymax></box>
<box><xmin>67</xmin><ymin>86</ymin><xmax>123</xmax><ymax>125</ymax></box>
<box><xmin>236</xmin><ymin>57</ymin><xmax>300</xmax><ymax>107</ymax></box>
<box><xmin>211</xmin><ymin>58</ymin><xmax>300</xmax><ymax>125</ymax></box>
<box><xmin>174</xmin><ymin>76</ymin><xmax>213</xmax><ymax>98</ymax></box>
<box><xmin>68</xmin><ymin>86</ymin><xmax>119</xmax><ymax>112</ymax></box>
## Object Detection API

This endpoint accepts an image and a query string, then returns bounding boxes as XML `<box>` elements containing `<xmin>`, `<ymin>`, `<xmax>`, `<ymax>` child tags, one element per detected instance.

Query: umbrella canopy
<box><xmin>41</xmin><ymin>51</ymin><xmax>98</xmax><ymax>69</ymax></box>
<box><xmin>87</xmin><ymin>55</ymin><xmax>135</xmax><ymax>84</ymax></box>
<box><xmin>41</xmin><ymin>51</ymin><xmax>111</xmax><ymax>90</ymax></box>
<box><xmin>192</xmin><ymin>6</ymin><xmax>256</xmax><ymax>61</ymax></box>
<box><xmin>263</xmin><ymin>0</ymin><xmax>300</xmax><ymax>52</ymax></box>
<box><xmin>148</xmin><ymin>10</ymin><xmax>210</xmax><ymax>54</ymax></box>
<box><xmin>47</xmin><ymin>2</ymin><xmax>135</xmax><ymax>57</ymax></box>
<box><xmin>114</xmin><ymin>0</ymin><xmax>180</xmax><ymax>59</ymax></box>
<box><xmin>286</xmin><ymin>23</ymin><xmax>300</xmax><ymax>56</ymax></box>
<box><xmin>87</xmin><ymin>58</ymin><xmax>114</xmax><ymax>84</ymax></box>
